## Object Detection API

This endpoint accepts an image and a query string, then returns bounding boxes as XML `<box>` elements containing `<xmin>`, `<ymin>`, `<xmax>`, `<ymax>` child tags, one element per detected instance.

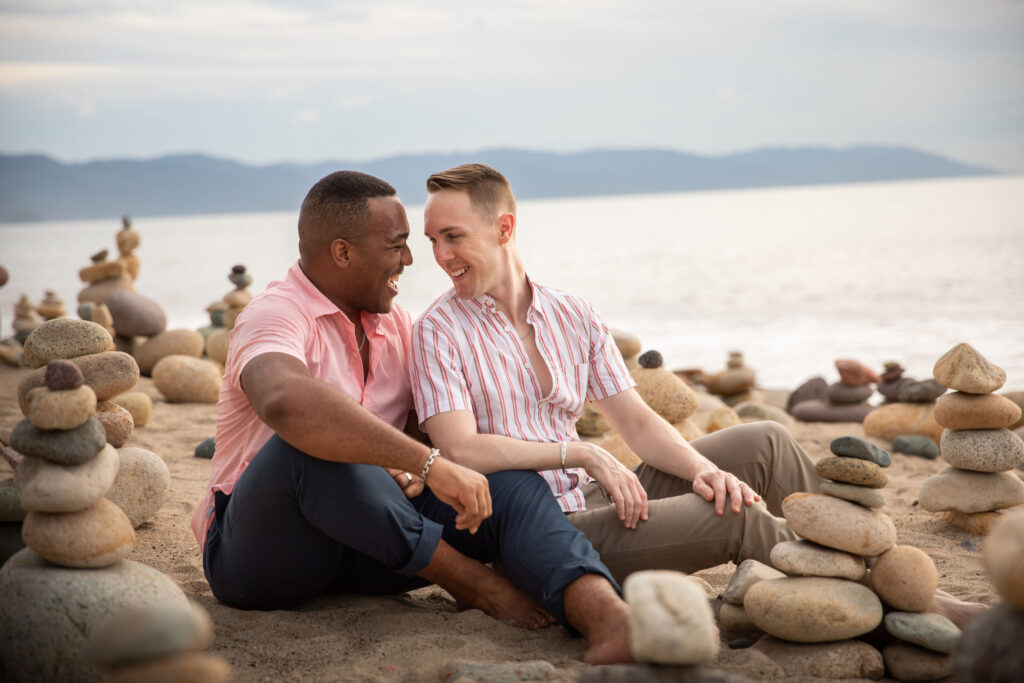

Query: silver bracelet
<box><xmin>560</xmin><ymin>441</ymin><xmax>569</xmax><ymax>475</ymax></box>
<box><xmin>420</xmin><ymin>448</ymin><xmax>440</xmax><ymax>483</ymax></box>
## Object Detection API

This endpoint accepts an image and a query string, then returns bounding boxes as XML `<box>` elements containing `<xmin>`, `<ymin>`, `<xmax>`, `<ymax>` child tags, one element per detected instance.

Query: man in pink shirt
<box><xmin>194</xmin><ymin>171</ymin><xmax>633</xmax><ymax>664</ymax></box>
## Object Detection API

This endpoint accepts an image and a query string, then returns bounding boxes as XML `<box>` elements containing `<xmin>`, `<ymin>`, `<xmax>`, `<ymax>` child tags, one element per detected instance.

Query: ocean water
<box><xmin>2</xmin><ymin>175</ymin><xmax>1022</xmax><ymax>390</ymax></box>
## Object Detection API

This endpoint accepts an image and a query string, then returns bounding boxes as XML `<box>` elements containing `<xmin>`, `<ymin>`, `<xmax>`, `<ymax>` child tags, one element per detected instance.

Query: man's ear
<box><xmin>330</xmin><ymin>238</ymin><xmax>353</xmax><ymax>267</ymax></box>
<box><xmin>496</xmin><ymin>213</ymin><xmax>516</xmax><ymax>244</ymax></box>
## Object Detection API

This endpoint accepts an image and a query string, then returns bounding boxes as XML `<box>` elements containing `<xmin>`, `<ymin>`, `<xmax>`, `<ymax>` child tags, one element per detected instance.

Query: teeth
<box><xmin>450</xmin><ymin>267</ymin><xmax>468</xmax><ymax>277</ymax></box>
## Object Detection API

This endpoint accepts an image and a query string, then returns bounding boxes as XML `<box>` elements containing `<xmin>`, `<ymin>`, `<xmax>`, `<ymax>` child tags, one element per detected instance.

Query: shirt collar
<box><xmin>287</xmin><ymin>260</ymin><xmax>382</xmax><ymax>329</ymax></box>
<box><xmin>472</xmin><ymin>274</ymin><xmax>542</xmax><ymax>318</ymax></box>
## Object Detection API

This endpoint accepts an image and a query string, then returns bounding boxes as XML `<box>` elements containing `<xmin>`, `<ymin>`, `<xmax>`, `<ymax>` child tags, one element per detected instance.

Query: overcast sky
<box><xmin>1</xmin><ymin>0</ymin><xmax>1022</xmax><ymax>170</ymax></box>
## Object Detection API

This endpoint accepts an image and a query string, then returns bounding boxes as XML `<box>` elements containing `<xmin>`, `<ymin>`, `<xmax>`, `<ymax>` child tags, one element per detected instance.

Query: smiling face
<box><xmin>342</xmin><ymin>195</ymin><xmax>413</xmax><ymax>314</ymax></box>
<box><xmin>423</xmin><ymin>189</ymin><xmax>506</xmax><ymax>300</ymax></box>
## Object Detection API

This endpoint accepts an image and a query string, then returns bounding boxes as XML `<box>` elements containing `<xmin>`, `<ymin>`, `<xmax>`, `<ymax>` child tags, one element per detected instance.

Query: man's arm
<box><xmin>422</xmin><ymin>409</ymin><xmax>649</xmax><ymax>529</ymax></box>
<box><xmin>593</xmin><ymin>388</ymin><xmax>760</xmax><ymax>515</ymax></box>
<box><xmin>242</xmin><ymin>352</ymin><xmax>491</xmax><ymax>531</ymax></box>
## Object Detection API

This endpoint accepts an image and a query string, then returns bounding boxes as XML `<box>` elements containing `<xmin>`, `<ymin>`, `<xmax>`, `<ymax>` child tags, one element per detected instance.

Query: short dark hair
<box><xmin>298</xmin><ymin>171</ymin><xmax>397</xmax><ymax>261</ymax></box>
<box><xmin>426</xmin><ymin>163</ymin><xmax>516</xmax><ymax>219</ymax></box>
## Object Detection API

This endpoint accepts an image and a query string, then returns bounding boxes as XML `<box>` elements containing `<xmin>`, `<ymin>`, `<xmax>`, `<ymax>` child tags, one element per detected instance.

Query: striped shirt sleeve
<box><xmin>584</xmin><ymin>302</ymin><xmax>636</xmax><ymax>400</ymax></box>
<box><xmin>410</xmin><ymin>315</ymin><xmax>474</xmax><ymax>423</ymax></box>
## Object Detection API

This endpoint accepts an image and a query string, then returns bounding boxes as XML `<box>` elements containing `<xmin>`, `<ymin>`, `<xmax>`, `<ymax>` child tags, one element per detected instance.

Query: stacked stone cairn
<box><xmin>12</xmin><ymin>293</ymin><xmax>41</xmax><ymax>343</ymax></box>
<box><xmin>597</xmin><ymin>350</ymin><xmax>701</xmax><ymax>467</ymax></box>
<box><xmin>704</xmin><ymin>351</ymin><xmax>757</xmax><ymax>406</ymax></box>
<box><xmin>576</xmin><ymin>327</ymin><xmax>641</xmax><ymax>437</ymax></box>
<box><xmin>203</xmin><ymin>264</ymin><xmax>253</xmax><ymax>367</ymax></box>
<box><xmin>78</xmin><ymin>248</ymin><xmax>133</xmax><ymax>306</ymax></box>
<box><xmin>918</xmin><ymin>343</ymin><xmax>1024</xmax><ymax>536</ymax></box>
<box><xmin>116</xmin><ymin>215</ymin><xmax>141</xmax><ymax>282</ymax></box>
<box><xmin>36</xmin><ymin>290</ymin><xmax>67</xmax><ymax>320</ymax></box>
<box><xmin>865</xmin><ymin>364</ymin><xmax>947</xmax><ymax>460</ymax></box>
<box><xmin>790</xmin><ymin>359</ymin><xmax>877</xmax><ymax>423</ymax></box>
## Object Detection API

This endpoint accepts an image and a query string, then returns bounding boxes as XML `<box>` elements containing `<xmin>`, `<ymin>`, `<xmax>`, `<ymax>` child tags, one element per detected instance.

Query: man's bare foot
<box><xmin>927</xmin><ymin>588</ymin><xmax>989</xmax><ymax>629</ymax></box>
<box><xmin>564</xmin><ymin>574</ymin><xmax>634</xmax><ymax>664</ymax></box>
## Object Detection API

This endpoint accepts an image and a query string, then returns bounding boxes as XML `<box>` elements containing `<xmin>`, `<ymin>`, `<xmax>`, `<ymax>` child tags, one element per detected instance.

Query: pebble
<box><xmin>638</xmin><ymin>350</ymin><xmax>663</xmax><ymax>369</ymax></box>
<box><xmin>22</xmin><ymin>497</ymin><xmax>135</xmax><ymax>568</ymax></box>
<box><xmin>868</xmin><ymin>546</ymin><xmax>938</xmax><ymax>612</ymax></box>
<box><xmin>862</xmin><ymin>402</ymin><xmax>943</xmax><ymax>444</ymax></box>
<box><xmin>721</xmin><ymin>559</ymin><xmax>786</xmax><ymax>605</ymax></box>
<box><xmin>10</xmin><ymin>415</ymin><xmax>107</xmax><ymax>465</ymax></box>
<box><xmin>95</xmin><ymin>401</ymin><xmax>134</xmax><ymax>448</ymax></box>
<box><xmin>22</xmin><ymin>318</ymin><xmax>114</xmax><ymax>369</ymax></box>
<box><xmin>17</xmin><ymin>444</ymin><xmax>119</xmax><ymax>513</ymax></box>
<box><xmin>110</xmin><ymin>391</ymin><xmax>153</xmax><ymax>428</ymax></box>
<box><xmin>789</xmin><ymin>400</ymin><xmax>874</xmax><ymax>423</ymax></box>
<box><xmin>45</xmin><ymin>359</ymin><xmax>85</xmax><ymax>390</ymax></box>
<box><xmin>896</xmin><ymin>379</ymin><xmax>947</xmax><ymax>403</ymax></box>
<box><xmin>933</xmin><ymin>342</ymin><xmax>1006</xmax><ymax>394</ymax></box>
<box><xmin>835</xmin><ymin>359</ymin><xmax>880</xmax><ymax>386</ymax></box>
<box><xmin>829</xmin><ymin>435</ymin><xmax>891</xmax><ymax>467</ymax></box>
<box><xmin>17</xmin><ymin>351</ymin><xmax>141</xmax><ymax>414</ymax></box>
<box><xmin>624</xmin><ymin>570</ymin><xmax>719</xmax><ymax>665</ymax></box>
<box><xmin>576</xmin><ymin>401</ymin><xmax>612</xmax><ymax>436</ymax></box>
<box><xmin>706</xmin><ymin>366</ymin><xmax>756</xmax><ymax>397</ymax></box>
<box><xmin>630</xmin><ymin>365</ymin><xmax>699</xmax><ymax>422</ymax></box>
<box><xmin>940</xmin><ymin>428</ymin><xmax>1024</xmax><ymax>472</ymax></box>
<box><xmin>935</xmin><ymin>391</ymin><xmax>1023</xmax><ymax>429</ymax></box>
<box><xmin>891</xmin><ymin>435</ymin><xmax>939</xmax><ymax>459</ymax></box>
<box><xmin>707</xmin><ymin>406</ymin><xmax>742</xmax><ymax>433</ymax></box>
<box><xmin>28</xmin><ymin>385</ymin><xmax>97</xmax><ymax>430</ymax></box>
<box><xmin>0</xmin><ymin>548</ymin><xmax>189</xmax><ymax>683</ymax></box>
<box><xmin>985</xmin><ymin>507</ymin><xmax>1024</xmax><ymax>609</ymax></box>
<box><xmin>133</xmin><ymin>328</ymin><xmax>206</xmax><ymax>376</ymax></box>
<box><xmin>107</xmin><ymin>447</ymin><xmax>171</xmax><ymax>528</ymax></box>
<box><xmin>194</xmin><ymin>437</ymin><xmax>216</xmax><ymax>460</ymax></box>
<box><xmin>819</xmin><ymin>480</ymin><xmax>886</xmax><ymax>509</ymax></box>
<box><xmin>882</xmin><ymin>641</ymin><xmax>953</xmax><ymax>682</ymax></box>
<box><xmin>786</xmin><ymin>376</ymin><xmax>828</xmax><ymax>415</ymax></box>
<box><xmin>750</xmin><ymin>636</ymin><xmax>884</xmax><ymax>680</ymax></box>
<box><xmin>815</xmin><ymin>456</ymin><xmax>888</xmax><ymax>488</ymax></box>
<box><xmin>444</xmin><ymin>660</ymin><xmax>558</xmax><ymax>683</ymax></box>
<box><xmin>733</xmin><ymin>402</ymin><xmax>794</xmax><ymax>426</ymax></box>
<box><xmin>879</xmin><ymin>376</ymin><xmax>914</xmax><ymax>403</ymax></box>
<box><xmin>152</xmin><ymin>355</ymin><xmax>222</xmax><ymax>403</ymax></box>
<box><xmin>770</xmin><ymin>539</ymin><xmax>866</xmax><ymax>580</ymax></box>
<box><xmin>104</xmin><ymin>290</ymin><xmax>168</xmax><ymax>338</ymax></box>
<box><xmin>884</xmin><ymin>612</ymin><xmax>960</xmax><ymax>654</ymax></box>
<box><xmin>0</xmin><ymin>477</ymin><xmax>27</xmax><ymax>522</ymax></box>
<box><xmin>717</xmin><ymin>602</ymin><xmax>762</xmax><ymax>640</ymax></box>
<box><xmin>79</xmin><ymin>260</ymin><xmax>124</xmax><ymax>283</ymax></box>
<box><xmin>782</xmin><ymin>493</ymin><xmax>897</xmax><ymax>557</ymax></box>
<box><xmin>918</xmin><ymin>467</ymin><xmax>1024</xmax><ymax>513</ymax></box>
<box><xmin>827</xmin><ymin>382</ymin><xmax>873</xmax><ymax>405</ymax></box>
<box><xmin>953</xmin><ymin>602</ymin><xmax>1024</xmax><ymax>683</ymax></box>
<box><xmin>205</xmin><ymin>328</ymin><xmax>230</xmax><ymax>365</ymax></box>
<box><xmin>89</xmin><ymin>599</ymin><xmax>213</xmax><ymax>665</ymax></box>
<box><xmin>743</xmin><ymin>576</ymin><xmax>883</xmax><ymax>642</ymax></box>
<box><xmin>941</xmin><ymin>509</ymin><xmax>1002</xmax><ymax>536</ymax></box>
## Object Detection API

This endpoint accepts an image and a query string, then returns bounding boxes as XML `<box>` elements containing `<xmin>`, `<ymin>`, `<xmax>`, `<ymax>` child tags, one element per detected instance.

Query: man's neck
<box><xmin>486</xmin><ymin>258</ymin><xmax>531</xmax><ymax>325</ymax></box>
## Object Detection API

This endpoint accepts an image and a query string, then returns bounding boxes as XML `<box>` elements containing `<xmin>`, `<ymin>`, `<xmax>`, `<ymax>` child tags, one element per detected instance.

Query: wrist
<box><xmin>419</xmin><ymin>447</ymin><xmax>441</xmax><ymax>483</ymax></box>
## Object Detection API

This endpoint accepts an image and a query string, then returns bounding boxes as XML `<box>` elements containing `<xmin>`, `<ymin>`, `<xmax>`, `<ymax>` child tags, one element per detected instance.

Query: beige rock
<box><xmin>100</xmin><ymin>652</ymin><xmax>232</xmax><ymax>683</ymax></box>
<box><xmin>869</xmin><ymin>546</ymin><xmax>938</xmax><ymax>612</ymax></box>
<box><xmin>815</xmin><ymin>456</ymin><xmax>887</xmax><ymax>488</ymax></box>
<box><xmin>17</xmin><ymin>351</ymin><xmax>140</xmax><ymax>414</ymax></box>
<box><xmin>624</xmin><ymin>571</ymin><xmax>719</xmax><ymax>665</ymax></box>
<box><xmin>935</xmin><ymin>391</ymin><xmax>1022</xmax><ymax>429</ymax></box>
<box><xmin>23</xmin><ymin>318</ymin><xmax>114</xmax><ymax>369</ymax></box>
<box><xmin>750</xmin><ymin>636</ymin><xmax>884</xmax><ymax>680</ymax></box>
<box><xmin>770</xmin><ymin>539</ymin><xmax>866</xmax><ymax>580</ymax></box>
<box><xmin>672</xmin><ymin>418</ymin><xmax>703</xmax><ymax>441</ymax></box>
<box><xmin>79</xmin><ymin>261</ymin><xmax>125</xmax><ymax>283</ymax></box>
<box><xmin>706</xmin><ymin>366</ymin><xmax>756</xmax><ymax>397</ymax></box>
<box><xmin>596</xmin><ymin>433</ymin><xmax>641</xmax><ymax>469</ymax></box>
<box><xmin>611</xmin><ymin>329</ymin><xmax>642</xmax><ymax>360</ymax></box>
<box><xmin>133</xmin><ymin>329</ymin><xmax>206</xmax><ymax>376</ymax></box>
<box><xmin>985</xmin><ymin>507</ymin><xmax>1024</xmax><ymax>609</ymax></box>
<box><xmin>782</xmin><ymin>492</ymin><xmax>897</xmax><ymax>557</ymax></box>
<box><xmin>96</xmin><ymin>401</ymin><xmax>134</xmax><ymax>448</ymax></box>
<box><xmin>722</xmin><ymin>559</ymin><xmax>786</xmax><ymax>605</ymax></box>
<box><xmin>78</xmin><ymin>275</ymin><xmax>133</xmax><ymax>305</ymax></box>
<box><xmin>882</xmin><ymin>642</ymin><xmax>953</xmax><ymax>682</ymax></box>
<box><xmin>152</xmin><ymin>355</ymin><xmax>221</xmax><ymax>404</ymax></box>
<box><xmin>707</xmin><ymin>406</ymin><xmax>742</xmax><ymax>433</ymax></box>
<box><xmin>942</xmin><ymin>509</ymin><xmax>1003</xmax><ymax>536</ymax></box>
<box><xmin>718</xmin><ymin>602</ymin><xmax>762</xmax><ymax>640</ymax></box>
<box><xmin>744</xmin><ymin>577</ymin><xmax>883</xmax><ymax>642</ymax></box>
<box><xmin>630</xmin><ymin>365</ymin><xmax>699</xmax><ymax>422</ymax></box>
<box><xmin>918</xmin><ymin>468</ymin><xmax>1024</xmax><ymax>513</ymax></box>
<box><xmin>106</xmin><ymin>447</ymin><xmax>171</xmax><ymax>528</ymax></box>
<box><xmin>89</xmin><ymin>599</ymin><xmax>213</xmax><ymax>665</ymax></box>
<box><xmin>863</xmin><ymin>402</ymin><xmax>943</xmax><ymax>444</ymax></box>
<box><xmin>110</xmin><ymin>391</ymin><xmax>152</xmax><ymax>428</ymax></box>
<box><xmin>933</xmin><ymin>342</ymin><xmax>1007</xmax><ymax>394</ymax></box>
<box><xmin>576</xmin><ymin>401</ymin><xmax>611</xmax><ymax>436</ymax></box>
<box><xmin>17</xmin><ymin>445</ymin><xmax>119</xmax><ymax>513</ymax></box>
<box><xmin>734</xmin><ymin>401</ymin><xmax>794</xmax><ymax>426</ymax></box>
<box><xmin>28</xmin><ymin>385</ymin><xmax>96</xmax><ymax>430</ymax></box>
<box><xmin>205</xmin><ymin>329</ymin><xmax>230</xmax><ymax>365</ymax></box>
<box><xmin>22</xmin><ymin>498</ymin><xmax>135</xmax><ymax>568</ymax></box>
<box><xmin>1004</xmin><ymin>391</ymin><xmax>1024</xmax><ymax>430</ymax></box>
<box><xmin>819</xmin><ymin>480</ymin><xmax>886</xmax><ymax>509</ymax></box>
<box><xmin>940</xmin><ymin>428</ymin><xmax>1024</xmax><ymax>472</ymax></box>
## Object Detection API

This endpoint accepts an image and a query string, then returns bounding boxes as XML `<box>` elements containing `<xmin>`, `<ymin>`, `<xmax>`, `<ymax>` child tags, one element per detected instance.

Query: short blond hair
<box><xmin>426</xmin><ymin>163</ymin><xmax>516</xmax><ymax>219</ymax></box>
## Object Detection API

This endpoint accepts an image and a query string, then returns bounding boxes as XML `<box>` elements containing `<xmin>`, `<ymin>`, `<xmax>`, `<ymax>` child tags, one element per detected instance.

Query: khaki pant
<box><xmin>568</xmin><ymin>421</ymin><xmax>821</xmax><ymax>584</ymax></box>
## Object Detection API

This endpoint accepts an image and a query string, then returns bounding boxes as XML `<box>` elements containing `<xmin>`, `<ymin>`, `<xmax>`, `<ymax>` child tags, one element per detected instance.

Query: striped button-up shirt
<box><xmin>410</xmin><ymin>279</ymin><xmax>635</xmax><ymax>512</ymax></box>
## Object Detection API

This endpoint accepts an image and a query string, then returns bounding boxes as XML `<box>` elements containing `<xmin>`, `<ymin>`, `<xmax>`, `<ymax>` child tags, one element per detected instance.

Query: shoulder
<box><xmin>533</xmin><ymin>282</ymin><xmax>596</xmax><ymax>322</ymax></box>
<box><xmin>414</xmin><ymin>288</ymin><xmax>461</xmax><ymax>331</ymax></box>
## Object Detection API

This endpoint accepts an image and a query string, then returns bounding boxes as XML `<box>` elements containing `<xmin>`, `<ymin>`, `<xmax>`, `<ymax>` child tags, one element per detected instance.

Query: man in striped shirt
<box><xmin>410</xmin><ymin>163</ymin><xmax>821</xmax><ymax>583</ymax></box>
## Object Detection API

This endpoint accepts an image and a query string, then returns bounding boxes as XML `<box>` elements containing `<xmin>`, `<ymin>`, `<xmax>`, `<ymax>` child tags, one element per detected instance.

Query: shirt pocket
<box><xmin>549</xmin><ymin>361</ymin><xmax>589</xmax><ymax>415</ymax></box>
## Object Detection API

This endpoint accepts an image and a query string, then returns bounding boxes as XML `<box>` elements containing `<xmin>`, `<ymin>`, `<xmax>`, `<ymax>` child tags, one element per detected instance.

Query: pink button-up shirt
<box><xmin>191</xmin><ymin>260</ymin><xmax>413</xmax><ymax>547</ymax></box>
<box><xmin>410</xmin><ymin>279</ymin><xmax>635</xmax><ymax>512</ymax></box>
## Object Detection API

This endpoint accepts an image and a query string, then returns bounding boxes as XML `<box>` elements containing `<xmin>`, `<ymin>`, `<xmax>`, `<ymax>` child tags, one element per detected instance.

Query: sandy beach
<box><xmin>0</xmin><ymin>360</ymin><xmax>1002</xmax><ymax>682</ymax></box>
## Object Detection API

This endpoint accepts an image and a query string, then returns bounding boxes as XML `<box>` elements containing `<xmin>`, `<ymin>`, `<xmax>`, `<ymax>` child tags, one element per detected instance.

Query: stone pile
<box><xmin>115</xmin><ymin>215</ymin><xmax>141</xmax><ymax>282</ymax></box>
<box><xmin>789</xmin><ymin>359</ymin><xmax>877</xmax><ymax>423</ymax></box>
<box><xmin>12</xmin><ymin>294</ymin><xmax>41</xmax><ymax>343</ymax></box>
<box><xmin>35</xmin><ymin>290</ymin><xmax>67</xmax><ymax>320</ymax></box>
<box><xmin>704</xmin><ymin>351</ymin><xmax>757</xmax><ymax>406</ymax></box>
<box><xmin>78</xmin><ymin>249</ymin><xmax>133</xmax><ymax>305</ymax></box>
<box><xmin>918</xmin><ymin>343</ymin><xmax>1024</xmax><ymax>536</ymax></box>
<box><xmin>223</xmin><ymin>263</ymin><xmax>253</xmax><ymax>329</ymax></box>
<box><xmin>203</xmin><ymin>264</ymin><xmax>253</xmax><ymax>366</ymax></box>
<box><xmin>954</xmin><ymin>507</ymin><xmax>1024</xmax><ymax>681</ymax></box>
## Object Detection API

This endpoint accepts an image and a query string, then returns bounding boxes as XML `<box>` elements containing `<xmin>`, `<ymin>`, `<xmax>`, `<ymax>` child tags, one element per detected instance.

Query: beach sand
<box><xmin>0</xmin><ymin>363</ymin><xmax>999</xmax><ymax>682</ymax></box>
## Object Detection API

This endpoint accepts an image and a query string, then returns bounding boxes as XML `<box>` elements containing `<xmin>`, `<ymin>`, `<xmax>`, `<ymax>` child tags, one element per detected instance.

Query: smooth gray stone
<box><xmin>722</xmin><ymin>559</ymin><xmax>785</xmax><ymax>605</ymax></box>
<box><xmin>9</xmin><ymin>416</ymin><xmax>106</xmax><ymax>465</ymax></box>
<box><xmin>819</xmin><ymin>480</ymin><xmax>886</xmax><ymax>509</ymax></box>
<box><xmin>898</xmin><ymin>378</ymin><xmax>947</xmax><ymax>403</ymax></box>
<box><xmin>885</xmin><ymin>611</ymin><xmax>960</xmax><ymax>654</ymax></box>
<box><xmin>829</xmin><ymin>435</ymin><xmax>891</xmax><ymax>467</ymax></box>
<box><xmin>892</xmin><ymin>434</ymin><xmax>939</xmax><ymax>459</ymax></box>
<box><xmin>194</xmin><ymin>437</ymin><xmax>216</xmax><ymax>459</ymax></box>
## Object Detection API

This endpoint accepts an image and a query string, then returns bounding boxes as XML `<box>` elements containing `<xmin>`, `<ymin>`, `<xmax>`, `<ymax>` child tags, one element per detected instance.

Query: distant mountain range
<box><xmin>0</xmin><ymin>146</ymin><xmax>999</xmax><ymax>222</ymax></box>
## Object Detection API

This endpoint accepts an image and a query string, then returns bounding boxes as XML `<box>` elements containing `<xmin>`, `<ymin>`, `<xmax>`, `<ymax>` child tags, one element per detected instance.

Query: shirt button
<box><xmin>504</xmin><ymin>326</ymin><xmax>511</xmax><ymax>333</ymax></box>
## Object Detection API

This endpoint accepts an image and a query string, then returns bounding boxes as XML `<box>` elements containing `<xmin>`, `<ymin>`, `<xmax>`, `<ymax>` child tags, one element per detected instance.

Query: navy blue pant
<box><xmin>203</xmin><ymin>435</ymin><xmax>617</xmax><ymax>629</ymax></box>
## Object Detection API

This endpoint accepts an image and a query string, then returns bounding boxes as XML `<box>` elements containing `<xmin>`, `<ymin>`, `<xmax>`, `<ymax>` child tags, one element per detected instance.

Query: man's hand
<box><xmin>423</xmin><ymin>457</ymin><xmax>492</xmax><ymax>534</ymax></box>
<box><xmin>574</xmin><ymin>442</ymin><xmax>649</xmax><ymax>529</ymax></box>
<box><xmin>692</xmin><ymin>467</ymin><xmax>760</xmax><ymax>515</ymax></box>
<box><xmin>384</xmin><ymin>467</ymin><xmax>424</xmax><ymax>499</ymax></box>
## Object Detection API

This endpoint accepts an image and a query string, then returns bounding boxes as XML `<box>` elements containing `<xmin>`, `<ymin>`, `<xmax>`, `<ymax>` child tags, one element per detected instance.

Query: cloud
<box><xmin>291</xmin><ymin>108</ymin><xmax>320</xmax><ymax>124</ymax></box>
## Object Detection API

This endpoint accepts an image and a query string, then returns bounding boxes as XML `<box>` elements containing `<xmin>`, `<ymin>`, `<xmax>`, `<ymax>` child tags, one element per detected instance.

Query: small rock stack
<box><xmin>203</xmin><ymin>264</ymin><xmax>253</xmax><ymax>366</ymax></box>
<box><xmin>223</xmin><ymin>264</ymin><xmax>253</xmax><ymax>329</ymax></box>
<box><xmin>790</xmin><ymin>359</ymin><xmax>877</xmax><ymax>423</ymax></box>
<box><xmin>954</xmin><ymin>507</ymin><xmax>1024</xmax><ymax>681</ymax></box>
<box><xmin>919</xmin><ymin>343</ymin><xmax>1024</xmax><ymax>535</ymax></box>
<box><xmin>78</xmin><ymin>249</ymin><xmax>133</xmax><ymax>305</ymax></box>
<box><xmin>12</xmin><ymin>294</ymin><xmax>41</xmax><ymax>343</ymax></box>
<box><xmin>705</xmin><ymin>351</ymin><xmax>757</xmax><ymax>406</ymax></box>
<box><xmin>35</xmin><ymin>290</ymin><xmax>67</xmax><ymax>320</ymax></box>
<box><xmin>115</xmin><ymin>215</ymin><xmax>141</xmax><ymax>282</ymax></box>
<box><xmin>598</xmin><ymin>350</ymin><xmax>701</xmax><ymax>467</ymax></box>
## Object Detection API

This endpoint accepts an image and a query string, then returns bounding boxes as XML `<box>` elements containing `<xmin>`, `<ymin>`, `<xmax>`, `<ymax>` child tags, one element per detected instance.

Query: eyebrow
<box><xmin>389</xmin><ymin>231</ymin><xmax>410</xmax><ymax>244</ymax></box>
<box><xmin>426</xmin><ymin>226</ymin><xmax>461</xmax><ymax>236</ymax></box>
